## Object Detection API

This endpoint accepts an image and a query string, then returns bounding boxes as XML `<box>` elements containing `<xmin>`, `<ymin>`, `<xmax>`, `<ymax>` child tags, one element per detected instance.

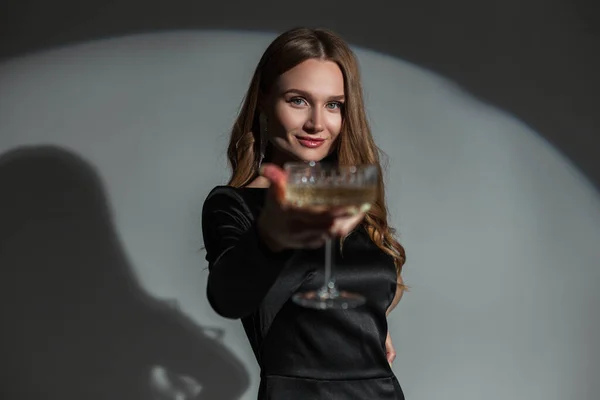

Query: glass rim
<box><xmin>283</xmin><ymin>161</ymin><xmax>378</xmax><ymax>171</ymax></box>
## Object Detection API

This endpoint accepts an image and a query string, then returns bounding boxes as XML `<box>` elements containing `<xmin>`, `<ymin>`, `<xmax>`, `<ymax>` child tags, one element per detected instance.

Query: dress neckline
<box><xmin>238</xmin><ymin>186</ymin><xmax>268</xmax><ymax>190</ymax></box>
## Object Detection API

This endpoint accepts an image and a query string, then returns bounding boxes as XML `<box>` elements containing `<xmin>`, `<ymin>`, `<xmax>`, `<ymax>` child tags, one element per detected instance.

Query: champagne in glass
<box><xmin>284</xmin><ymin>161</ymin><xmax>378</xmax><ymax>310</ymax></box>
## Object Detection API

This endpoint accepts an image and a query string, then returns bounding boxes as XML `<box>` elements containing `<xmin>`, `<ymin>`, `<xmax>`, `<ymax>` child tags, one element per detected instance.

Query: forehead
<box><xmin>276</xmin><ymin>59</ymin><xmax>344</xmax><ymax>96</ymax></box>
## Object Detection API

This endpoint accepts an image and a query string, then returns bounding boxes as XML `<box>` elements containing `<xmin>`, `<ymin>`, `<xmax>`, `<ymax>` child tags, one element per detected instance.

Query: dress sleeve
<box><xmin>201</xmin><ymin>186</ymin><xmax>295</xmax><ymax>319</ymax></box>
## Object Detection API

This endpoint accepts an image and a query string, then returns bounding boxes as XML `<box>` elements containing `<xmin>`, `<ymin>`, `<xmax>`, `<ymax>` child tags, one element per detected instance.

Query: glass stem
<box><xmin>322</xmin><ymin>236</ymin><xmax>338</xmax><ymax>296</ymax></box>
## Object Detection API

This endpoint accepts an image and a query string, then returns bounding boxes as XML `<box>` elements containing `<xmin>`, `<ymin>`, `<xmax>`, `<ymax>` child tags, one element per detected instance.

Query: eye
<box><xmin>326</xmin><ymin>101</ymin><xmax>343</xmax><ymax>110</ymax></box>
<box><xmin>288</xmin><ymin>97</ymin><xmax>308</xmax><ymax>106</ymax></box>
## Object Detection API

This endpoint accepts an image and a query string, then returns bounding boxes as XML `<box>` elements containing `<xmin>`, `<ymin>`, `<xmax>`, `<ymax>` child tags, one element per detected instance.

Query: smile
<box><xmin>296</xmin><ymin>136</ymin><xmax>326</xmax><ymax>149</ymax></box>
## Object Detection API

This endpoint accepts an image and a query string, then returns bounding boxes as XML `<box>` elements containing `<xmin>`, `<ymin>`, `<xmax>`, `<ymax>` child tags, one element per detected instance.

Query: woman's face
<box><xmin>263</xmin><ymin>59</ymin><xmax>345</xmax><ymax>165</ymax></box>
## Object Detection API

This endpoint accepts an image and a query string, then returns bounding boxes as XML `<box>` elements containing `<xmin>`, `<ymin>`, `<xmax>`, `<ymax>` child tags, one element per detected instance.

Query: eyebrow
<box><xmin>282</xmin><ymin>88</ymin><xmax>345</xmax><ymax>101</ymax></box>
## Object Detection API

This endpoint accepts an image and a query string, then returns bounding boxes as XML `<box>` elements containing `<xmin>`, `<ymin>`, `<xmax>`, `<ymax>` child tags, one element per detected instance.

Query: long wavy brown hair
<box><xmin>226</xmin><ymin>27</ymin><xmax>406</xmax><ymax>289</ymax></box>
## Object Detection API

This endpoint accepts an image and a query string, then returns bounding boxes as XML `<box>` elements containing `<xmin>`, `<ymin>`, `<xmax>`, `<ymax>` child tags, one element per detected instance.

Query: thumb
<box><xmin>260</xmin><ymin>163</ymin><xmax>287</xmax><ymax>202</ymax></box>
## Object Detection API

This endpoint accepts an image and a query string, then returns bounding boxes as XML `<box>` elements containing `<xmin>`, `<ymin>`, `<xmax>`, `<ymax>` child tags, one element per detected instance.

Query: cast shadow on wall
<box><xmin>0</xmin><ymin>145</ymin><xmax>249</xmax><ymax>399</ymax></box>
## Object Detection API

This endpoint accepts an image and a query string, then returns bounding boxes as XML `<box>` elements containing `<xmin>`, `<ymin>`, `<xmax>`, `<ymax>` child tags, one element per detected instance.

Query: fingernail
<box><xmin>331</xmin><ymin>207</ymin><xmax>348</xmax><ymax>217</ymax></box>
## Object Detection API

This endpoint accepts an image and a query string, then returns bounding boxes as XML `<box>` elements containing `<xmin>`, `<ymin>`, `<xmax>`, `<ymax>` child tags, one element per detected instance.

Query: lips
<box><xmin>296</xmin><ymin>136</ymin><xmax>326</xmax><ymax>149</ymax></box>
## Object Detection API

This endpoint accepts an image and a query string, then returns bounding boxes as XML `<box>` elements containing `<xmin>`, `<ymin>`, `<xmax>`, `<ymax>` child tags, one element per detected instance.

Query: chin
<box><xmin>294</xmin><ymin>148</ymin><xmax>333</xmax><ymax>163</ymax></box>
<box><xmin>297</xmin><ymin>154</ymin><xmax>328</xmax><ymax>163</ymax></box>
<box><xmin>271</xmin><ymin>143</ymin><xmax>335</xmax><ymax>164</ymax></box>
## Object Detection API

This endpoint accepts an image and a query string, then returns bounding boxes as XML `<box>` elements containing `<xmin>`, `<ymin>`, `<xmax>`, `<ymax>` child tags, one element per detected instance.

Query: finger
<box><xmin>303</xmin><ymin>234</ymin><xmax>328</xmax><ymax>249</ymax></box>
<box><xmin>385</xmin><ymin>333</ymin><xmax>396</xmax><ymax>365</ymax></box>
<box><xmin>387</xmin><ymin>351</ymin><xmax>396</xmax><ymax>365</ymax></box>
<box><xmin>330</xmin><ymin>213</ymin><xmax>365</xmax><ymax>237</ymax></box>
<box><xmin>286</xmin><ymin>214</ymin><xmax>335</xmax><ymax>232</ymax></box>
<box><xmin>260</xmin><ymin>163</ymin><xmax>288</xmax><ymax>202</ymax></box>
<box><xmin>386</xmin><ymin>341</ymin><xmax>396</xmax><ymax>363</ymax></box>
<box><xmin>329</xmin><ymin>204</ymin><xmax>371</xmax><ymax>218</ymax></box>
<box><xmin>285</xmin><ymin>204</ymin><xmax>335</xmax><ymax>226</ymax></box>
<box><xmin>286</xmin><ymin>205</ymin><xmax>338</xmax><ymax>222</ymax></box>
<box><xmin>259</xmin><ymin>163</ymin><xmax>287</xmax><ymax>184</ymax></box>
<box><xmin>286</xmin><ymin>220</ymin><xmax>331</xmax><ymax>241</ymax></box>
<box><xmin>329</xmin><ymin>206</ymin><xmax>359</xmax><ymax>218</ymax></box>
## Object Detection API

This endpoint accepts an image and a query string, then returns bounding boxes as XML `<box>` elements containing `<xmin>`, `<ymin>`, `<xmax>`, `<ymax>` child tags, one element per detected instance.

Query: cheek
<box><xmin>326</xmin><ymin>114</ymin><xmax>343</xmax><ymax>138</ymax></box>
<box><xmin>272</xmin><ymin>105</ymin><xmax>304</xmax><ymax>133</ymax></box>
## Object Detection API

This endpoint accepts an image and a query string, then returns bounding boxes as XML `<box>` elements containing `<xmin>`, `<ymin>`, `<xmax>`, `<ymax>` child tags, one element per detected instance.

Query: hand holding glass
<box><xmin>283</xmin><ymin>161</ymin><xmax>378</xmax><ymax>310</ymax></box>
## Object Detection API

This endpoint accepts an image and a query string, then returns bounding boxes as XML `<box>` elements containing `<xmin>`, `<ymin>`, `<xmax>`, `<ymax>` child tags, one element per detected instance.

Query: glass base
<box><xmin>292</xmin><ymin>289</ymin><xmax>366</xmax><ymax>310</ymax></box>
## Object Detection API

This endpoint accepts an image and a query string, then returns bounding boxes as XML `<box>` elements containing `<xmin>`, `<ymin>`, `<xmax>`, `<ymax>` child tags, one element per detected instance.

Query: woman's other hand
<box><xmin>385</xmin><ymin>331</ymin><xmax>396</xmax><ymax>367</ymax></box>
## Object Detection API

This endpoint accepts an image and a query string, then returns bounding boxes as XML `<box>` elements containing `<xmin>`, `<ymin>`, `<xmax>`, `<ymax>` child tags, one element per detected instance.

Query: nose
<box><xmin>304</xmin><ymin>108</ymin><xmax>324</xmax><ymax>134</ymax></box>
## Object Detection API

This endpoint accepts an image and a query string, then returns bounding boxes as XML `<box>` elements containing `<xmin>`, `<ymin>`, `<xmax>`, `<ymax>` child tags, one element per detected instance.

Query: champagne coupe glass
<box><xmin>284</xmin><ymin>161</ymin><xmax>379</xmax><ymax>310</ymax></box>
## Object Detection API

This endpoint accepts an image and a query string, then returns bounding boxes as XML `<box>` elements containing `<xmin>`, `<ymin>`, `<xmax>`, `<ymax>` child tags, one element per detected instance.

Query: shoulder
<box><xmin>204</xmin><ymin>185</ymin><xmax>266</xmax><ymax>208</ymax></box>
<box><xmin>202</xmin><ymin>184</ymin><xmax>264</xmax><ymax>216</ymax></box>
<box><xmin>202</xmin><ymin>185</ymin><xmax>245</xmax><ymax>212</ymax></box>
<box><xmin>201</xmin><ymin>185</ymin><xmax>254</xmax><ymax>232</ymax></box>
<box><xmin>204</xmin><ymin>185</ymin><xmax>240</xmax><ymax>202</ymax></box>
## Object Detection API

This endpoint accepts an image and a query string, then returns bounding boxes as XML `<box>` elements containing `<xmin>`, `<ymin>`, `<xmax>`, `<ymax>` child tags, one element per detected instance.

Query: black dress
<box><xmin>202</xmin><ymin>185</ymin><xmax>405</xmax><ymax>399</ymax></box>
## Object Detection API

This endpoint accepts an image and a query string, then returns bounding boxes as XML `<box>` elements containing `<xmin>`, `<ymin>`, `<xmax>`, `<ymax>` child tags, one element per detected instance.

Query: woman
<box><xmin>202</xmin><ymin>27</ymin><xmax>406</xmax><ymax>399</ymax></box>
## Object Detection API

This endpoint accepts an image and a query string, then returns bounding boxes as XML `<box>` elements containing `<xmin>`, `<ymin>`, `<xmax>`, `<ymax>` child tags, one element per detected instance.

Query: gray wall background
<box><xmin>1</xmin><ymin>1</ymin><xmax>599</xmax><ymax>399</ymax></box>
